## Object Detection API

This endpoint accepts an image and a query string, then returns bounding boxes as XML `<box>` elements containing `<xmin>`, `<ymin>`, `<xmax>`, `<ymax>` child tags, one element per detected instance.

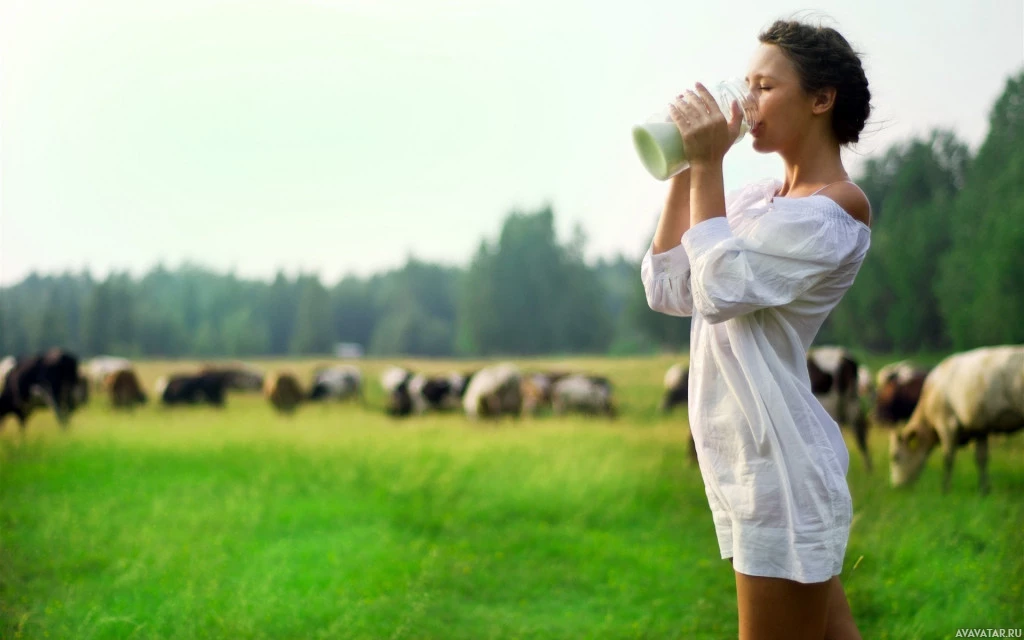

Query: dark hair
<box><xmin>759</xmin><ymin>20</ymin><xmax>871</xmax><ymax>145</ymax></box>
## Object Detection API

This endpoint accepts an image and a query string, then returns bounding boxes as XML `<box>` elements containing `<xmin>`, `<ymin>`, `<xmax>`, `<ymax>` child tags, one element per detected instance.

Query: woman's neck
<box><xmin>775</xmin><ymin>135</ymin><xmax>847</xmax><ymax>198</ymax></box>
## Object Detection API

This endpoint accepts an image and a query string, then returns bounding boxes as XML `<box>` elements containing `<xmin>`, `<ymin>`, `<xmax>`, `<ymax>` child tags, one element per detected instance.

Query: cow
<box><xmin>381</xmin><ymin>366</ymin><xmax>415</xmax><ymax>417</ymax></box>
<box><xmin>199</xmin><ymin>365</ymin><xmax>265</xmax><ymax>393</ymax></box>
<box><xmin>106</xmin><ymin>368</ymin><xmax>148</xmax><ymax>409</ymax></box>
<box><xmin>0</xmin><ymin>356</ymin><xmax>16</xmax><ymax>393</ymax></box>
<box><xmin>807</xmin><ymin>346</ymin><xmax>872</xmax><ymax>471</ymax></box>
<box><xmin>408</xmin><ymin>371</ymin><xmax>474</xmax><ymax>414</ymax></box>
<box><xmin>85</xmin><ymin>356</ymin><xmax>133</xmax><ymax>390</ymax></box>
<box><xmin>309</xmin><ymin>365</ymin><xmax>363</xmax><ymax>403</ymax></box>
<box><xmin>0</xmin><ymin>349</ymin><xmax>84</xmax><ymax>430</ymax></box>
<box><xmin>156</xmin><ymin>372</ymin><xmax>228</xmax><ymax>407</ymax></box>
<box><xmin>889</xmin><ymin>345</ymin><xmax>1024</xmax><ymax>494</ymax></box>
<box><xmin>264</xmin><ymin>372</ymin><xmax>304</xmax><ymax>414</ymax></box>
<box><xmin>661</xmin><ymin>363</ymin><xmax>689</xmax><ymax>413</ymax></box>
<box><xmin>519</xmin><ymin>371</ymin><xmax>570</xmax><ymax>417</ymax></box>
<box><xmin>873</xmin><ymin>360</ymin><xmax>931</xmax><ymax>427</ymax></box>
<box><xmin>463</xmin><ymin>363</ymin><xmax>522</xmax><ymax>420</ymax></box>
<box><xmin>381</xmin><ymin>367</ymin><xmax>475</xmax><ymax>417</ymax></box>
<box><xmin>551</xmin><ymin>374</ymin><xmax>616</xmax><ymax>418</ymax></box>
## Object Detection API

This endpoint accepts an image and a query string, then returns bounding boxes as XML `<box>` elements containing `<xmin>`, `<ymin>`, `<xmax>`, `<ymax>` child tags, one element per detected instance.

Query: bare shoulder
<box><xmin>825</xmin><ymin>182</ymin><xmax>872</xmax><ymax>227</ymax></box>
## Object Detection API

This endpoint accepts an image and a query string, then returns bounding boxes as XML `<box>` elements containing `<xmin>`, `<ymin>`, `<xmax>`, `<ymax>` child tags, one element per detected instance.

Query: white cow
<box><xmin>463</xmin><ymin>363</ymin><xmax>521</xmax><ymax>420</ymax></box>
<box><xmin>309</xmin><ymin>365</ymin><xmax>363</xmax><ymax>403</ymax></box>
<box><xmin>551</xmin><ymin>374</ymin><xmax>615</xmax><ymax>418</ymax></box>
<box><xmin>890</xmin><ymin>345</ymin><xmax>1024</xmax><ymax>494</ymax></box>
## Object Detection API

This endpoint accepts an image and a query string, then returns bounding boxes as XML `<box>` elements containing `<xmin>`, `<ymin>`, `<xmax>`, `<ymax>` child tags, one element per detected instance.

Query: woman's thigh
<box><xmin>734</xmin><ymin>570</ymin><xmax>831</xmax><ymax>640</ymax></box>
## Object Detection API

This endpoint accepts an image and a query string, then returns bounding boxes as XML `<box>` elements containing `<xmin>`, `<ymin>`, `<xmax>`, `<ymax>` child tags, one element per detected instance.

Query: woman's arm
<box><xmin>651</xmin><ymin>171</ymin><xmax>691</xmax><ymax>254</ymax></box>
<box><xmin>689</xmin><ymin>163</ymin><xmax>728</xmax><ymax>229</ymax></box>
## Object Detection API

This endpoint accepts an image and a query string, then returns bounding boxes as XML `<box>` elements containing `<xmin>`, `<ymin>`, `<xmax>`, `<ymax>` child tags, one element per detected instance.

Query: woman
<box><xmin>641</xmin><ymin>20</ymin><xmax>871</xmax><ymax>640</ymax></box>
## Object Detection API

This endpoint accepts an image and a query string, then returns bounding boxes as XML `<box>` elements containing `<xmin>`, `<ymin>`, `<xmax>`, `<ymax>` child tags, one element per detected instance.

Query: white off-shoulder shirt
<box><xmin>641</xmin><ymin>178</ymin><xmax>871</xmax><ymax>584</ymax></box>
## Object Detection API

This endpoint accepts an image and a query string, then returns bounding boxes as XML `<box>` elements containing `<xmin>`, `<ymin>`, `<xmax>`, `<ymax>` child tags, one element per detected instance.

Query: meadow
<box><xmin>1</xmin><ymin>355</ymin><xmax>1021</xmax><ymax>639</ymax></box>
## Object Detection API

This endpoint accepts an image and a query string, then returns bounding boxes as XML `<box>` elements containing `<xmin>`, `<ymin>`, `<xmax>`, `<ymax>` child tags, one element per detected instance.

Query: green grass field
<box><xmin>2</xmin><ymin>356</ymin><xmax>1022</xmax><ymax>639</ymax></box>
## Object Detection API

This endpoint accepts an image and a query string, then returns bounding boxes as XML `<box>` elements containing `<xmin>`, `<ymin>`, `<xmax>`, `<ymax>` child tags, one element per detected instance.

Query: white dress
<box><xmin>641</xmin><ymin>178</ymin><xmax>871</xmax><ymax>584</ymax></box>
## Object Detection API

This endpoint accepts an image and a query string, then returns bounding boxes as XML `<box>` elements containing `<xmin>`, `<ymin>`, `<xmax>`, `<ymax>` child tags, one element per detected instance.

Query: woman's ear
<box><xmin>811</xmin><ymin>87</ymin><xmax>837</xmax><ymax>115</ymax></box>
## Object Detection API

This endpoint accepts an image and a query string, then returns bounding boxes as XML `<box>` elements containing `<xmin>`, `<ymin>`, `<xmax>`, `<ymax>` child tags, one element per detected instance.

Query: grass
<box><xmin>1</xmin><ymin>355</ymin><xmax>1022</xmax><ymax>639</ymax></box>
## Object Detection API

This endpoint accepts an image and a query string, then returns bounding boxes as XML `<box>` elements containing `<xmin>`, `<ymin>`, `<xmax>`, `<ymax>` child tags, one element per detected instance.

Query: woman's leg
<box><xmin>733</xmin><ymin>570</ymin><xmax>862</xmax><ymax>640</ymax></box>
<box><xmin>824</xmin><ymin>576</ymin><xmax>862</xmax><ymax>640</ymax></box>
<box><xmin>734</xmin><ymin>570</ymin><xmax>830</xmax><ymax>640</ymax></box>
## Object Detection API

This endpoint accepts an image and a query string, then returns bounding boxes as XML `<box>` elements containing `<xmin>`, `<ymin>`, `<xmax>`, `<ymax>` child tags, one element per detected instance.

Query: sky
<box><xmin>1</xmin><ymin>0</ymin><xmax>1022</xmax><ymax>286</ymax></box>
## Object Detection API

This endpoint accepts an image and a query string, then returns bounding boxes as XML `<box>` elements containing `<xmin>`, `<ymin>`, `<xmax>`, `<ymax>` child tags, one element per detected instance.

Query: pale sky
<box><xmin>1</xmin><ymin>0</ymin><xmax>1022</xmax><ymax>286</ymax></box>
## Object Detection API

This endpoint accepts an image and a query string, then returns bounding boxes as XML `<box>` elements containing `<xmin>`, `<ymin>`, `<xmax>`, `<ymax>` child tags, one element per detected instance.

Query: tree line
<box><xmin>2</xmin><ymin>71</ymin><xmax>1021</xmax><ymax>359</ymax></box>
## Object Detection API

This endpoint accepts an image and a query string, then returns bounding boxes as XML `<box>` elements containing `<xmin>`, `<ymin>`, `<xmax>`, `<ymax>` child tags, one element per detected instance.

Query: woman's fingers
<box><xmin>685</xmin><ymin>88</ymin><xmax>712</xmax><ymax>115</ymax></box>
<box><xmin>672</xmin><ymin>94</ymin><xmax>703</xmax><ymax>123</ymax></box>
<box><xmin>692</xmin><ymin>83</ymin><xmax>722</xmax><ymax>118</ymax></box>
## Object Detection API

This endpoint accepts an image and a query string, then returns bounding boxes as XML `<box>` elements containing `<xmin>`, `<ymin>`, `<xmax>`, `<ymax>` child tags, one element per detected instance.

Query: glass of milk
<box><xmin>632</xmin><ymin>78</ymin><xmax>757</xmax><ymax>181</ymax></box>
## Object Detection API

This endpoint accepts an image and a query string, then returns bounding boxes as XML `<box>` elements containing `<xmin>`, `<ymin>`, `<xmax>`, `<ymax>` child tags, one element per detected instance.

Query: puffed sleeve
<box><xmin>640</xmin><ymin>185</ymin><xmax>757</xmax><ymax>319</ymax></box>
<box><xmin>681</xmin><ymin>205</ymin><xmax>865</xmax><ymax>324</ymax></box>
<box><xmin>641</xmin><ymin>243</ymin><xmax>694</xmax><ymax>317</ymax></box>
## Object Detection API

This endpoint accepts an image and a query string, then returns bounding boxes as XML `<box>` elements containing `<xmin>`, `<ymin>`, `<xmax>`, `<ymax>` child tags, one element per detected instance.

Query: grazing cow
<box><xmin>520</xmin><ymin>371</ymin><xmax>570</xmax><ymax>417</ymax></box>
<box><xmin>0</xmin><ymin>356</ymin><xmax>16</xmax><ymax>393</ymax></box>
<box><xmin>463</xmin><ymin>363</ymin><xmax>522</xmax><ymax>420</ymax></box>
<box><xmin>0</xmin><ymin>349</ymin><xmax>84</xmax><ymax>429</ymax></box>
<box><xmin>381</xmin><ymin>366</ymin><xmax>415</xmax><ymax>417</ymax></box>
<box><xmin>408</xmin><ymin>371</ymin><xmax>473</xmax><ymax>414</ymax></box>
<box><xmin>264</xmin><ymin>372</ymin><xmax>304</xmax><ymax>414</ymax></box>
<box><xmin>156</xmin><ymin>372</ymin><xmax>228</xmax><ymax>407</ymax></box>
<box><xmin>309</xmin><ymin>365</ymin><xmax>363</xmax><ymax>403</ymax></box>
<box><xmin>381</xmin><ymin>368</ymin><xmax>475</xmax><ymax>417</ymax></box>
<box><xmin>85</xmin><ymin>356</ymin><xmax>133</xmax><ymax>390</ymax></box>
<box><xmin>807</xmin><ymin>346</ymin><xmax>871</xmax><ymax>471</ymax></box>
<box><xmin>106</xmin><ymin>368</ymin><xmax>148</xmax><ymax>409</ymax></box>
<box><xmin>889</xmin><ymin>345</ymin><xmax>1024</xmax><ymax>494</ymax></box>
<box><xmin>199</xmin><ymin>365</ymin><xmax>265</xmax><ymax>393</ymax></box>
<box><xmin>551</xmin><ymin>374</ymin><xmax>616</xmax><ymax>418</ymax></box>
<box><xmin>873</xmin><ymin>361</ymin><xmax>931</xmax><ymax>427</ymax></box>
<box><xmin>661</xmin><ymin>363</ymin><xmax>689</xmax><ymax>413</ymax></box>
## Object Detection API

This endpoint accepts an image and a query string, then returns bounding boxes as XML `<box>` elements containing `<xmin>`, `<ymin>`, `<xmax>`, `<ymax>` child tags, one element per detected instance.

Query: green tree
<box><xmin>937</xmin><ymin>69</ymin><xmax>1024</xmax><ymax>348</ymax></box>
<box><xmin>290</xmin><ymin>275</ymin><xmax>334</xmax><ymax>355</ymax></box>
<box><xmin>82</xmin><ymin>280</ymin><xmax>115</xmax><ymax>356</ymax></box>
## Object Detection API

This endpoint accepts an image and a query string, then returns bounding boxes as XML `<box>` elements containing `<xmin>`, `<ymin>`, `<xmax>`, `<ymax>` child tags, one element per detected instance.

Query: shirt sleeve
<box><xmin>641</xmin><ymin>242</ymin><xmax>694</xmax><ymax>318</ymax></box>
<box><xmin>637</xmin><ymin>183</ymin><xmax>764</xmax><ymax>320</ymax></box>
<box><xmin>681</xmin><ymin>205</ymin><xmax>864</xmax><ymax>325</ymax></box>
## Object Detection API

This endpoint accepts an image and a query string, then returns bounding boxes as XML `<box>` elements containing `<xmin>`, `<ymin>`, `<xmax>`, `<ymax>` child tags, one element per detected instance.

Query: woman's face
<box><xmin>745</xmin><ymin>44</ymin><xmax>819</xmax><ymax>154</ymax></box>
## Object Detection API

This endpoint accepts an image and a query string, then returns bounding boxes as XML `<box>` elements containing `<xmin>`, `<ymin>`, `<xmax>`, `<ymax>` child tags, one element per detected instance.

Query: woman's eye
<box><xmin>759</xmin><ymin>86</ymin><xmax>771</xmax><ymax>91</ymax></box>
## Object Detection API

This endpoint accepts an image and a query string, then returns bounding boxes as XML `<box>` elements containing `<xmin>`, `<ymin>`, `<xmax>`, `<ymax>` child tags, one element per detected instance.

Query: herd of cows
<box><xmin>1</xmin><ymin>345</ymin><xmax>1021</xmax><ymax>493</ymax></box>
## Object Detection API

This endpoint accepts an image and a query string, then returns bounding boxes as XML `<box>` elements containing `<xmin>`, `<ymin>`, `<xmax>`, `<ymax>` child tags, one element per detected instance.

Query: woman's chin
<box><xmin>750</xmin><ymin>137</ymin><xmax>773</xmax><ymax>154</ymax></box>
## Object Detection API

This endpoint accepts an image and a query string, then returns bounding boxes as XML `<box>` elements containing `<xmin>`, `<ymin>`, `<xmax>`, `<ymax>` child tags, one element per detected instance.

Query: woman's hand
<box><xmin>668</xmin><ymin>83</ymin><xmax>744</xmax><ymax>167</ymax></box>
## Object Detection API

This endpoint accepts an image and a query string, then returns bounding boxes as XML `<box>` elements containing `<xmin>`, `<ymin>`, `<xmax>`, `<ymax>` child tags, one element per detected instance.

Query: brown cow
<box><xmin>264</xmin><ymin>372</ymin><xmax>304</xmax><ymax>414</ymax></box>
<box><xmin>106</xmin><ymin>369</ymin><xmax>148</xmax><ymax>409</ymax></box>
<box><xmin>873</xmin><ymin>361</ymin><xmax>931</xmax><ymax>427</ymax></box>
<box><xmin>890</xmin><ymin>346</ymin><xmax>1024</xmax><ymax>494</ymax></box>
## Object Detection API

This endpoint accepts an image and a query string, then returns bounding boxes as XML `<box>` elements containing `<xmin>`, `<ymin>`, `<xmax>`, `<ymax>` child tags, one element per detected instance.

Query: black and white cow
<box><xmin>807</xmin><ymin>346</ymin><xmax>871</xmax><ymax>471</ymax></box>
<box><xmin>0</xmin><ymin>349</ymin><xmax>84</xmax><ymax>430</ymax></box>
<box><xmin>661</xmin><ymin>363</ymin><xmax>689</xmax><ymax>413</ymax></box>
<box><xmin>381</xmin><ymin>366</ymin><xmax>475</xmax><ymax>417</ymax></box>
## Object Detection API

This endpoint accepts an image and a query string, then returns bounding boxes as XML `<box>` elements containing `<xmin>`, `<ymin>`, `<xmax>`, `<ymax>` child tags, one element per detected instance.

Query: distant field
<box><xmin>2</xmin><ymin>355</ymin><xmax>1021</xmax><ymax>639</ymax></box>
